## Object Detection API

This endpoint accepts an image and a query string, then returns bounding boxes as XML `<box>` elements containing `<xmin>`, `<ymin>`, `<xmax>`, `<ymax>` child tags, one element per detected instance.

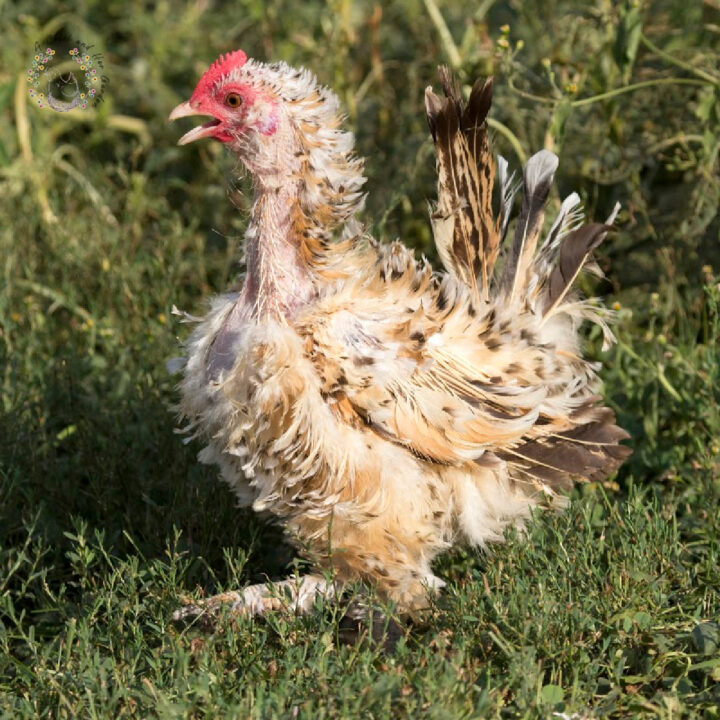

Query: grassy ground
<box><xmin>1</xmin><ymin>0</ymin><xmax>719</xmax><ymax>717</ymax></box>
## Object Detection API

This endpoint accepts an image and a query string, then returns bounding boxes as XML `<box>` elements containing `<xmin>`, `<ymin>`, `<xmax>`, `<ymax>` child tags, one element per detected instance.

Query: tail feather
<box><xmin>537</xmin><ymin>191</ymin><xmax>583</xmax><ymax>266</ymax></box>
<box><xmin>426</xmin><ymin>68</ymin><xmax>616</xmax><ymax>322</ymax></box>
<box><xmin>425</xmin><ymin>70</ymin><xmax>498</xmax><ymax>303</ymax></box>
<box><xmin>497</xmin><ymin>155</ymin><xmax>520</xmax><ymax>243</ymax></box>
<box><xmin>424</xmin><ymin>69</ymin><xmax>630</xmax><ymax>493</ymax></box>
<box><xmin>501</xmin><ymin>406</ymin><xmax>631</xmax><ymax>493</ymax></box>
<box><xmin>542</xmin><ymin>223</ymin><xmax>613</xmax><ymax>320</ymax></box>
<box><xmin>504</xmin><ymin>149</ymin><xmax>559</xmax><ymax>301</ymax></box>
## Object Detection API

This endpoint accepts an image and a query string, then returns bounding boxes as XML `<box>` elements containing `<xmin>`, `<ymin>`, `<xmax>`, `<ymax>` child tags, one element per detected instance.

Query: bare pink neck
<box><xmin>240</xmin><ymin>179</ymin><xmax>314</xmax><ymax>321</ymax></box>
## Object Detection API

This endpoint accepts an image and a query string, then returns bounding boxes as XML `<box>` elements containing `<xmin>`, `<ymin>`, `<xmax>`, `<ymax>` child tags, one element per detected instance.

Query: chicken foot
<box><xmin>172</xmin><ymin>574</ymin><xmax>335</xmax><ymax>622</ymax></box>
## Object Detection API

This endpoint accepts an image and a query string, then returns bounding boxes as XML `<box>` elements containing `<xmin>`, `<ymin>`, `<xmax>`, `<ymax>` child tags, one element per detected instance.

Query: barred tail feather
<box><xmin>425</xmin><ymin>69</ymin><xmax>498</xmax><ymax>303</ymax></box>
<box><xmin>425</xmin><ymin>69</ymin><xmax>617</xmax><ymax>326</ymax></box>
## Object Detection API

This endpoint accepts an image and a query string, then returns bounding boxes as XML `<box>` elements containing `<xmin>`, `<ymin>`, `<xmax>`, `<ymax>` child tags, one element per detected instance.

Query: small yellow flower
<box><xmin>10</xmin><ymin>311</ymin><xmax>22</xmax><ymax>323</ymax></box>
<box><xmin>157</xmin><ymin>313</ymin><xmax>167</xmax><ymax>325</ymax></box>
<box><xmin>497</xmin><ymin>37</ymin><xmax>509</xmax><ymax>49</ymax></box>
<box><xmin>81</xmin><ymin>65</ymin><xmax>86</xmax><ymax>70</ymax></box>
<box><xmin>80</xmin><ymin>93</ymin><xmax>85</xmax><ymax>99</ymax></box>
<box><xmin>500</xmin><ymin>24</ymin><xmax>510</xmax><ymax>34</ymax></box>
<box><xmin>101</xmin><ymin>258</ymin><xmax>110</xmax><ymax>272</ymax></box>
<box><xmin>84</xmin><ymin>54</ymin><xmax>90</xmax><ymax>61</ymax></box>
<box><xmin>612</xmin><ymin>301</ymin><xmax>621</xmax><ymax>311</ymax></box>
<box><xmin>565</xmin><ymin>82</ymin><xmax>578</xmax><ymax>94</ymax></box>
<box><xmin>702</xmin><ymin>264</ymin><xmax>712</xmax><ymax>275</ymax></box>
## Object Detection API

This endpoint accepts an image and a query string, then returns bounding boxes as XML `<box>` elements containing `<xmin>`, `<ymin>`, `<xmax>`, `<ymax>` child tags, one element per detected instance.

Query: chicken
<box><xmin>168</xmin><ymin>50</ymin><xmax>631</xmax><ymax>620</ymax></box>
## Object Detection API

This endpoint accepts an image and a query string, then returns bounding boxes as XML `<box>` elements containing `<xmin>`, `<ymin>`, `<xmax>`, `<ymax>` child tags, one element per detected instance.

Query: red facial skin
<box><xmin>171</xmin><ymin>51</ymin><xmax>279</xmax><ymax>144</ymax></box>
<box><xmin>190</xmin><ymin>82</ymin><xmax>278</xmax><ymax>142</ymax></box>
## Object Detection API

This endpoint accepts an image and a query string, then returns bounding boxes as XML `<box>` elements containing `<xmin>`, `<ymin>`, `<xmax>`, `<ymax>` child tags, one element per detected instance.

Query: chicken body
<box><xmin>170</xmin><ymin>52</ymin><xmax>630</xmax><ymax>617</ymax></box>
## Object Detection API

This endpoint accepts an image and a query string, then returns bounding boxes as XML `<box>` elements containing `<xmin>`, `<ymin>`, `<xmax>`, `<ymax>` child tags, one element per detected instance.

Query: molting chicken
<box><xmin>168</xmin><ymin>50</ymin><xmax>631</xmax><ymax>620</ymax></box>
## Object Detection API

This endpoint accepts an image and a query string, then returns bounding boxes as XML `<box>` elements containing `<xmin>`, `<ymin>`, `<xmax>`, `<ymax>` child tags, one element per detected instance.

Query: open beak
<box><xmin>169</xmin><ymin>101</ymin><xmax>221</xmax><ymax>145</ymax></box>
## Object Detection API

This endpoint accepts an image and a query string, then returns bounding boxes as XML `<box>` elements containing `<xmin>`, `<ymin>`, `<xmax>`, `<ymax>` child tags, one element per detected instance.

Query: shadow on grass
<box><xmin>0</xmin><ymin>350</ymin><xmax>294</xmax><ymax>607</ymax></box>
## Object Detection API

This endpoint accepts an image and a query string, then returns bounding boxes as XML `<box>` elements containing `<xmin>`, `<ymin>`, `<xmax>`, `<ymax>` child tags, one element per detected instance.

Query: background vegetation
<box><xmin>1</xmin><ymin>0</ymin><xmax>719</xmax><ymax>717</ymax></box>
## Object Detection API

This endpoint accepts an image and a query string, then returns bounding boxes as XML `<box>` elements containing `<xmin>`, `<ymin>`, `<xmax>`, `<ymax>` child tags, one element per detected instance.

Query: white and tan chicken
<box><xmin>168</xmin><ymin>50</ymin><xmax>630</xmax><ymax>619</ymax></box>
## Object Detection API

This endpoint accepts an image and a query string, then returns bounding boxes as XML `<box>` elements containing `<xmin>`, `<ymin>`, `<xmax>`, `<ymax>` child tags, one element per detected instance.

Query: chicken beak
<box><xmin>168</xmin><ymin>101</ymin><xmax>196</xmax><ymax>121</ymax></box>
<box><xmin>169</xmin><ymin>101</ymin><xmax>222</xmax><ymax>145</ymax></box>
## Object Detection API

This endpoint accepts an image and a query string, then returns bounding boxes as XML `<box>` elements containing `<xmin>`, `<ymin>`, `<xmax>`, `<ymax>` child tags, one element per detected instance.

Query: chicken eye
<box><xmin>225</xmin><ymin>92</ymin><xmax>243</xmax><ymax>108</ymax></box>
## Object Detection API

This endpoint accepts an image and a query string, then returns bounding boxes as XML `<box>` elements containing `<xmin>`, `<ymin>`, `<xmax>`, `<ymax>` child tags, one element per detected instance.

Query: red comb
<box><xmin>191</xmin><ymin>49</ymin><xmax>248</xmax><ymax>100</ymax></box>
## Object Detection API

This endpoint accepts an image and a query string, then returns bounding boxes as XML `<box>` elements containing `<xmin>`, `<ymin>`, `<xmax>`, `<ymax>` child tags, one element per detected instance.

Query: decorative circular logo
<box><xmin>26</xmin><ymin>40</ymin><xmax>108</xmax><ymax>112</ymax></box>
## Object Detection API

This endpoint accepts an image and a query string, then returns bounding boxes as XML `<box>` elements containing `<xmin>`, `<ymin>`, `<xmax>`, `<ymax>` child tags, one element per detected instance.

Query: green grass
<box><xmin>1</xmin><ymin>0</ymin><xmax>719</xmax><ymax>717</ymax></box>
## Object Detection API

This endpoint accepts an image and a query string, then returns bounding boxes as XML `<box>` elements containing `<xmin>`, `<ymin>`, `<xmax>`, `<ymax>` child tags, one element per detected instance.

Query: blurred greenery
<box><xmin>1</xmin><ymin>0</ymin><xmax>719</xmax><ymax>717</ymax></box>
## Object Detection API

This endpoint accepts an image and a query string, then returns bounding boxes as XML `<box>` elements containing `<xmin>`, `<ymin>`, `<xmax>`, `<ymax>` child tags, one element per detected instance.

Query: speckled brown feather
<box><xmin>425</xmin><ymin>71</ymin><xmax>497</xmax><ymax>303</ymax></box>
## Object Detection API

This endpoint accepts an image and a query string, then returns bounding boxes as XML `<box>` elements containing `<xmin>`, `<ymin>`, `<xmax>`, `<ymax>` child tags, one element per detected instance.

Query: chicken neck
<box><xmin>206</xmin><ymin>176</ymin><xmax>311</xmax><ymax>379</ymax></box>
<box><xmin>240</xmin><ymin>177</ymin><xmax>315</xmax><ymax>320</ymax></box>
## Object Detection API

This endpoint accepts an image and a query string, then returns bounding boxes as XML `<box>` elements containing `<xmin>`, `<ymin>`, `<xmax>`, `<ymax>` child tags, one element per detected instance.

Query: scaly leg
<box><xmin>172</xmin><ymin>574</ymin><xmax>335</xmax><ymax>622</ymax></box>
